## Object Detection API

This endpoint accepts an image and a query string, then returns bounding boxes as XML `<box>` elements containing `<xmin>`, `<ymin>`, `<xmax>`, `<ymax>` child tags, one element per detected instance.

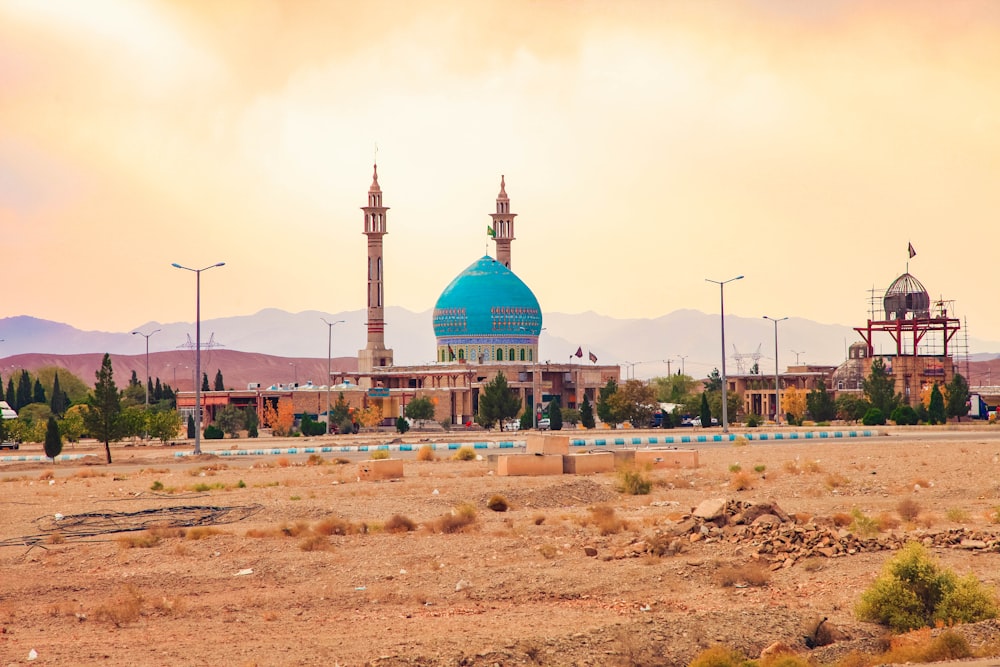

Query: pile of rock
<box><xmin>608</xmin><ymin>497</ymin><xmax>1000</xmax><ymax>565</ymax></box>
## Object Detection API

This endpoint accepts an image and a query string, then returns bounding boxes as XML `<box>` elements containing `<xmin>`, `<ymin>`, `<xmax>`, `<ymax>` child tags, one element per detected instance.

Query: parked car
<box><xmin>537</xmin><ymin>418</ymin><xmax>550</xmax><ymax>430</ymax></box>
<box><xmin>502</xmin><ymin>420</ymin><xmax>520</xmax><ymax>432</ymax></box>
<box><xmin>0</xmin><ymin>441</ymin><xmax>19</xmax><ymax>450</ymax></box>
<box><xmin>689</xmin><ymin>417</ymin><xmax>719</xmax><ymax>427</ymax></box>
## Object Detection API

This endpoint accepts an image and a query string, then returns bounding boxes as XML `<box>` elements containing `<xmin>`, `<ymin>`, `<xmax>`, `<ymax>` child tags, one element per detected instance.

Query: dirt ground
<box><xmin>3</xmin><ymin>428</ymin><xmax>1000</xmax><ymax>666</ymax></box>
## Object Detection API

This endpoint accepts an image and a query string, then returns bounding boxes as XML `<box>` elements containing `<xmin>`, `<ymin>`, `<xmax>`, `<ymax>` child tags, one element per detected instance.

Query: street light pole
<box><xmin>131</xmin><ymin>328</ymin><xmax>161</xmax><ymax>438</ymax></box>
<box><xmin>172</xmin><ymin>262</ymin><xmax>225</xmax><ymax>455</ymax></box>
<box><xmin>706</xmin><ymin>276</ymin><xmax>744</xmax><ymax>434</ymax></box>
<box><xmin>321</xmin><ymin>318</ymin><xmax>345</xmax><ymax>434</ymax></box>
<box><xmin>763</xmin><ymin>316</ymin><xmax>788</xmax><ymax>425</ymax></box>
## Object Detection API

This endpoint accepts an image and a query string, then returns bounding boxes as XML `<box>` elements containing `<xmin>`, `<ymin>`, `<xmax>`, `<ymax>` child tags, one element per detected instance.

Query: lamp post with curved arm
<box><xmin>706</xmin><ymin>275</ymin><xmax>743</xmax><ymax>433</ymax></box>
<box><xmin>763</xmin><ymin>316</ymin><xmax>788</xmax><ymax>425</ymax></box>
<box><xmin>131</xmin><ymin>328</ymin><xmax>161</xmax><ymax>406</ymax></box>
<box><xmin>172</xmin><ymin>262</ymin><xmax>225</xmax><ymax>455</ymax></box>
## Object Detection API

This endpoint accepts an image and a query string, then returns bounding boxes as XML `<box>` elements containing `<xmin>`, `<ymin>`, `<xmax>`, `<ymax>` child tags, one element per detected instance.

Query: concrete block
<box><xmin>497</xmin><ymin>453</ymin><xmax>564</xmax><ymax>477</ymax></box>
<box><xmin>357</xmin><ymin>458</ymin><xmax>404</xmax><ymax>481</ymax></box>
<box><xmin>525</xmin><ymin>433</ymin><xmax>569</xmax><ymax>456</ymax></box>
<box><xmin>634</xmin><ymin>449</ymin><xmax>699</xmax><ymax>469</ymax></box>
<box><xmin>563</xmin><ymin>452</ymin><xmax>615</xmax><ymax>475</ymax></box>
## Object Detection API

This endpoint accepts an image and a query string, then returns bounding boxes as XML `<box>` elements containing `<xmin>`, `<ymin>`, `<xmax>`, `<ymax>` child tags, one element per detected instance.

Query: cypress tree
<box><xmin>699</xmin><ymin>392</ymin><xmax>712</xmax><ymax>427</ymax></box>
<box><xmin>147</xmin><ymin>377</ymin><xmax>154</xmax><ymax>401</ymax></box>
<box><xmin>580</xmin><ymin>394</ymin><xmax>595</xmax><ymax>429</ymax></box>
<box><xmin>44</xmin><ymin>416</ymin><xmax>63</xmax><ymax>460</ymax></box>
<box><xmin>5</xmin><ymin>378</ymin><xmax>14</xmax><ymax>410</ymax></box>
<box><xmin>129</xmin><ymin>370</ymin><xmax>140</xmax><ymax>387</ymax></box>
<box><xmin>0</xmin><ymin>373</ymin><xmax>4</xmax><ymax>403</ymax></box>
<box><xmin>187</xmin><ymin>414</ymin><xmax>195</xmax><ymax>439</ymax></box>
<box><xmin>548</xmin><ymin>395</ymin><xmax>563</xmax><ymax>431</ymax></box>
<box><xmin>153</xmin><ymin>378</ymin><xmax>163</xmax><ymax>402</ymax></box>
<box><xmin>17</xmin><ymin>370</ymin><xmax>31</xmax><ymax>410</ymax></box>
<box><xmin>201</xmin><ymin>373</ymin><xmax>210</xmax><ymax>392</ymax></box>
<box><xmin>50</xmin><ymin>372</ymin><xmax>65</xmax><ymax>416</ymax></box>
<box><xmin>214</xmin><ymin>370</ymin><xmax>224</xmax><ymax>391</ymax></box>
<box><xmin>33</xmin><ymin>379</ymin><xmax>46</xmax><ymax>404</ymax></box>
<box><xmin>928</xmin><ymin>383</ymin><xmax>946</xmax><ymax>425</ymax></box>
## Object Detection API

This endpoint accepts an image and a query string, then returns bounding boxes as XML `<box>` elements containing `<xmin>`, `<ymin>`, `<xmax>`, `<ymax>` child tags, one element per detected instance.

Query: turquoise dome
<box><xmin>433</xmin><ymin>256</ymin><xmax>542</xmax><ymax>344</ymax></box>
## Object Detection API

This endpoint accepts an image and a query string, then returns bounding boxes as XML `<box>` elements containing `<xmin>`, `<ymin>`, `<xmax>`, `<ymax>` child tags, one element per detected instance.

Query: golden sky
<box><xmin>2</xmin><ymin>1</ymin><xmax>999</xmax><ymax>347</ymax></box>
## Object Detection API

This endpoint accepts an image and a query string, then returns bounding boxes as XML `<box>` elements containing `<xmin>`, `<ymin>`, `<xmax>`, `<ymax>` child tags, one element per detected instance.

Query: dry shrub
<box><xmin>72</xmin><ymin>469</ymin><xmax>104</xmax><ymax>479</ymax></box>
<box><xmin>38</xmin><ymin>470</ymin><xmax>54</xmax><ymax>481</ymax></box>
<box><xmin>946</xmin><ymin>507</ymin><xmax>971</xmax><ymax>523</ymax></box>
<box><xmin>452</xmin><ymin>445</ymin><xmax>477</xmax><ymax>461</ymax></box>
<box><xmin>150</xmin><ymin>596</ymin><xmax>187</xmax><ymax>616</ymax></box>
<box><xmin>538</xmin><ymin>544</ymin><xmax>558</xmax><ymax>559</ymax></box>
<box><xmin>117</xmin><ymin>531</ymin><xmax>162</xmax><ymax>549</ymax></box>
<box><xmin>274</xmin><ymin>456</ymin><xmax>292</xmax><ymax>468</ymax></box>
<box><xmin>783</xmin><ymin>460</ymin><xmax>801</xmax><ymax>475</ymax></box>
<box><xmin>688</xmin><ymin>645</ymin><xmax>749</xmax><ymax>667</ymax></box>
<box><xmin>793</xmin><ymin>512</ymin><xmax>813</xmax><ymax>524</ymax></box>
<box><xmin>431</xmin><ymin>503</ymin><xmax>477</xmax><ymax>534</ymax></box>
<box><xmin>616</xmin><ymin>467</ymin><xmax>652</xmax><ymax>495</ymax></box>
<box><xmin>299</xmin><ymin>535</ymin><xmax>331</xmax><ymax>551</ymax></box>
<box><xmin>732</xmin><ymin>436</ymin><xmax>749</xmax><ymax>447</ymax></box>
<box><xmin>989</xmin><ymin>506</ymin><xmax>1000</xmax><ymax>524</ymax></box>
<box><xmin>416</xmin><ymin>444</ymin><xmax>436</xmax><ymax>462</ymax></box>
<box><xmin>645</xmin><ymin>533</ymin><xmax>683</xmax><ymax>557</ymax></box>
<box><xmin>314</xmin><ymin>516</ymin><xmax>361</xmax><ymax>536</ymax></box>
<box><xmin>93</xmin><ymin>584</ymin><xmax>144</xmax><ymax>627</ymax></box>
<box><xmin>589</xmin><ymin>504</ymin><xmax>624</xmax><ymax>535</ymax></box>
<box><xmin>370</xmin><ymin>449</ymin><xmax>390</xmax><ymax>460</ymax></box>
<box><xmin>876</xmin><ymin>512</ymin><xmax>900</xmax><ymax>531</ymax></box>
<box><xmin>46</xmin><ymin>532</ymin><xmax>66</xmax><ymax>545</ymax></box>
<box><xmin>486</xmin><ymin>494</ymin><xmax>509</xmax><ymax>512</ymax></box>
<box><xmin>306</xmin><ymin>454</ymin><xmax>325</xmax><ymax>466</ymax></box>
<box><xmin>186</xmin><ymin>526</ymin><xmax>224</xmax><ymax>540</ymax></box>
<box><xmin>825</xmin><ymin>472</ymin><xmax>849</xmax><ymax>490</ymax></box>
<box><xmin>729</xmin><ymin>471</ymin><xmax>753</xmax><ymax>491</ymax></box>
<box><xmin>280</xmin><ymin>521</ymin><xmax>312</xmax><ymax>537</ymax></box>
<box><xmin>148</xmin><ymin>527</ymin><xmax>186</xmax><ymax>540</ymax></box>
<box><xmin>832</xmin><ymin>512</ymin><xmax>853</xmax><ymax>527</ymax></box>
<box><xmin>916</xmin><ymin>513</ymin><xmax>937</xmax><ymax>529</ymax></box>
<box><xmin>384</xmin><ymin>514</ymin><xmax>416</xmax><ymax>533</ymax></box>
<box><xmin>804</xmin><ymin>460</ymin><xmax>823</xmax><ymax>473</ymax></box>
<box><xmin>880</xmin><ymin>628</ymin><xmax>972</xmax><ymax>664</ymax></box>
<box><xmin>801</xmin><ymin>558</ymin><xmax>824</xmax><ymax>572</ymax></box>
<box><xmin>532</xmin><ymin>513</ymin><xmax>546</xmax><ymax>526</ymax></box>
<box><xmin>897</xmin><ymin>498</ymin><xmax>921</xmax><ymax>522</ymax></box>
<box><xmin>716</xmin><ymin>562</ymin><xmax>771</xmax><ymax>588</ymax></box>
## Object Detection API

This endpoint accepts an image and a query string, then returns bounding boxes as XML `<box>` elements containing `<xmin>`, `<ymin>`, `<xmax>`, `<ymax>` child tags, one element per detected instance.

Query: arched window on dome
<box><xmin>508</xmin><ymin>348</ymin><xmax>515</xmax><ymax>361</ymax></box>
<box><xmin>496</xmin><ymin>348</ymin><xmax>503</xmax><ymax>362</ymax></box>
<box><xmin>520</xmin><ymin>349</ymin><xmax>525</xmax><ymax>361</ymax></box>
<box><xmin>528</xmin><ymin>349</ymin><xmax>533</xmax><ymax>361</ymax></box>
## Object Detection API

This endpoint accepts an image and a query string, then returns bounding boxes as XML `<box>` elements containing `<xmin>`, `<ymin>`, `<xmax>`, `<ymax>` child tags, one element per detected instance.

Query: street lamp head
<box><xmin>171</xmin><ymin>262</ymin><xmax>183</xmax><ymax>269</ymax></box>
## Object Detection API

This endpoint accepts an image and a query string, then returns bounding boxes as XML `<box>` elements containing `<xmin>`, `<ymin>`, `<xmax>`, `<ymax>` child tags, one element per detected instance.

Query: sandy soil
<box><xmin>3</xmin><ymin>428</ymin><xmax>1000</xmax><ymax>666</ymax></box>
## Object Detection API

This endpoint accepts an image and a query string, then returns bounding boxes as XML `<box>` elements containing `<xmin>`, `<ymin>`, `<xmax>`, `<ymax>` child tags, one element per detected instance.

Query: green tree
<box><xmin>610</xmin><ymin>379</ymin><xmax>658</xmax><ymax>427</ymax></box>
<box><xmin>519</xmin><ymin>410</ymin><xmax>533</xmax><ymax>430</ymax></box>
<box><xmin>651</xmin><ymin>374</ymin><xmax>697</xmax><ymax>404</ymax></box>
<box><xmin>35</xmin><ymin>366</ymin><xmax>90</xmax><ymax>405</ymax></box>
<box><xmin>119</xmin><ymin>405</ymin><xmax>147</xmax><ymax>442</ymax></box>
<box><xmin>50</xmin><ymin>372</ymin><xmax>66</xmax><ymax>416</ymax></box>
<box><xmin>44</xmin><ymin>416</ymin><xmax>63</xmax><ymax>460</ymax></box>
<box><xmin>17</xmin><ymin>370</ymin><xmax>31</xmax><ymax>410</ymax></box>
<box><xmin>946</xmin><ymin>373</ymin><xmax>970</xmax><ymax>421</ymax></box>
<box><xmin>596</xmin><ymin>379</ymin><xmax>620</xmax><ymax>427</ymax></box>
<box><xmin>0</xmin><ymin>372</ymin><xmax>4</xmax><ymax>403</ymax></box>
<box><xmin>153</xmin><ymin>378</ymin><xmax>163</xmax><ymax>402</ymax></box>
<box><xmin>405</xmin><ymin>397</ymin><xmax>436</xmax><ymax>423</ymax></box>
<box><xmin>561</xmin><ymin>407</ymin><xmax>581</xmax><ymax>426</ymax></box>
<box><xmin>704</xmin><ymin>368</ymin><xmax>722</xmax><ymax>392</ymax></box>
<box><xmin>580</xmin><ymin>394</ymin><xmax>595</xmax><ymax>429</ymax></box>
<box><xmin>476</xmin><ymin>372</ymin><xmax>521</xmax><ymax>430</ymax></box>
<box><xmin>395</xmin><ymin>415</ymin><xmax>410</xmax><ymax>434</ymax></box>
<box><xmin>331</xmin><ymin>393</ymin><xmax>351</xmax><ymax>427</ymax></box>
<box><xmin>216</xmin><ymin>405</ymin><xmax>246</xmax><ymax>438</ymax></box>
<box><xmin>244</xmin><ymin>407</ymin><xmax>259</xmax><ymax>438</ymax></box>
<box><xmin>548</xmin><ymin>395</ymin><xmax>563</xmax><ymax>431</ymax></box>
<box><xmin>863</xmin><ymin>357</ymin><xmax>900</xmax><ymax>416</ymax></box>
<box><xmin>32</xmin><ymin>379</ymin><xmax>46</xmax><ymax>404</ymax></box>
<box><xmin>0</xmin><ymin>411</ymin><xmax>8</xmax><ymax>443</ymax></box>
<box><xmin>84</xmin><ymin>353</ymin><xmax>124</xmax><ymax>464</ymax></box>
<box><xmin>928</xmin><ymin>383</ymin><xmax>946</xmax><ymax>425</ymax></box>
<box><xmin>187</xmin><ymin>414</ymin><xmax>195</xmax><ymax>439</ymax></box>
<box><xmin>890</xmin><ymin>404</ymin><xmax>918</xmax><ymax>425</ymax></box>
<box><xmin>806</xmin><ymin>379</ymin><xmax>837</xmax><ymax>422</ymax></box>
<box><xmin>201</xmin><ymin>373</ymin><xmax>210</xmax><ymax>392</ymax></box>
<box><xmin>6</xmin><ymin>377</ymin><xmax>15</xmax><ymax>410</ymax></box>
<box><xmin>836</xmin><ymin>393</ymin><xmax>869</xmax><ymax>422</ymax></box>
<box><xmin>699</xmin><ymin>392</ymin><xmax>711</xmax><ymax>426</ymax></box>
<box><xmin>59</xmin><ymin>405</ymin><xmax>87</xmax><ymax>443</ymax></box>
<box><xmin>214</xmin><ymin>369</ymin><xmax>224</xmax><ymax>391</ymax></box>
<box><xmin>148</xmin><ymin>410</ymin><xmax>183</xmax><ymax>443</ymax></box>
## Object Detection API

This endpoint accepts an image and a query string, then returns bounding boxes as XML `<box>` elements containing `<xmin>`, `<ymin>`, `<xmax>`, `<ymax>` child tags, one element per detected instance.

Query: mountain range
<box><xmin>1</xmin><ymin>308</ymin><xmax>997</xmax><ymax>389</ymax></box>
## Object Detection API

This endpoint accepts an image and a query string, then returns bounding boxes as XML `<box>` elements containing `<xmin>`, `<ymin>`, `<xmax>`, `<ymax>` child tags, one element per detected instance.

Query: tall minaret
<box><xmin>490</xmin><ymin>175</ymin><xmax>517</xmax><ymax>270</ymax></box>
<box><xmin>358</xmin><ymin>163</ymin><xmax>394</xmax><ymax>376</ymax></box>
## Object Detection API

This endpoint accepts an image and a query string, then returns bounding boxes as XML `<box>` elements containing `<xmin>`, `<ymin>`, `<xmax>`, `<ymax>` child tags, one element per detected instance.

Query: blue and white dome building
<box><xmin>433</xmin><ymin>255</ymin><xmax>542</xmax><ymax>364</ymax></box>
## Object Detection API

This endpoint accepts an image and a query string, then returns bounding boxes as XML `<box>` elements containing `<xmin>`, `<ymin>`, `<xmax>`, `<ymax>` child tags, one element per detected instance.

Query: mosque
<box><xmin>329</xmin><ymin>165</ymin><xmax>621</xmax><ymax>427</ymax></box>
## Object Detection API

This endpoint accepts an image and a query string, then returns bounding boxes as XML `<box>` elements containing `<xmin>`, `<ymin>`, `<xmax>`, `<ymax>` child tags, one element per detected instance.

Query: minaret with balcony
<box><xmin>358</xmin><ymin>163</ymin><xmax>394</xmax><ymax>378</ymax></box>
<box><xmin>490</xmin><ymin>175</ymin><xmax>517</xmax><ymax>269</ymax></box>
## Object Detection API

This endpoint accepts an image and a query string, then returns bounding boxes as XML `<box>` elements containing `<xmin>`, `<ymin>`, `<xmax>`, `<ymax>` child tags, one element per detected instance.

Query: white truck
<box><xmin>1</xmin><ymin>400</ymin><xmax>18</xmax><ymax>450</ymax></box>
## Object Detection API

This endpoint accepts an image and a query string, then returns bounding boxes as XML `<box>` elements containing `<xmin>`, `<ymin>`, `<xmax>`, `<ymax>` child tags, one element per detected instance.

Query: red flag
<box><xmin>574</xmin><ymin>347</ymin><xmax>583</xmax><ymax>358</ymax></box>
<box><xmin>589</xmin><ymin>351</ymin><xmax>598</xmax><ymax>363</ymax></box>
<box><xmin>908</xmin><ymin>242</ymin><xmax>916</xmax><ymax>259</ymax></box>
<box><xmin>447</xmin><ymin>344</ymin><xmax>454</xmax><ymax>360</ymax></box>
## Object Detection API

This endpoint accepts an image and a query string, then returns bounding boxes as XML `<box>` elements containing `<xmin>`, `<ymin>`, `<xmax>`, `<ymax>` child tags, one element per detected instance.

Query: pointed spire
<box><xmin>369</xmin><ymin>163</ymin><xmax>381</xmax><ymax>192</ymax></box>
<box><xmin>497</xmin><ymin>174</ymin><xmax>507</xmax><ymax>200</ymax></box>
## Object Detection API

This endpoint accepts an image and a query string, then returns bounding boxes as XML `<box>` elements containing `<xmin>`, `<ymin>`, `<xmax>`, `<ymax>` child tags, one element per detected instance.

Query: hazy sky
<box><xmin>2</xmin><ymin>1</ymin><xmax>999</xmax><ymax>347</ymax></box>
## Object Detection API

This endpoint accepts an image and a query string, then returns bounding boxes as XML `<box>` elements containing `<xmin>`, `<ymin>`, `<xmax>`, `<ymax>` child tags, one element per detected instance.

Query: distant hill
<box><xmin>1</xmin><ymin>308</ymin><xmax>998</xmax><ymax>384</ymax></box>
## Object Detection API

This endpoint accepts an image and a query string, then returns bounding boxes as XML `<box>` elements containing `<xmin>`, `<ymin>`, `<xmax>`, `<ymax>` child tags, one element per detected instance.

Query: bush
<box><xmin>384</xmin><ymin>514</ymin><xmax>416</xmax><ymax>533</ymax></box>
<box><xmin>688</xmin><ymin>646</ymin><xmax>752</xmax><ymax>667</ymax></box>
<box><xmin>890</xmin><ymin>405</ymin><xmax>918</xmax><ymax>426</ymax></box>
<box><xmin>615</xmin><ymin>468</ymin><xmax>651</xmax><ymax>495</ymax></box>
<box><xmin>395</xmin><ymin>416</ymin><xmax>409</xmax><ymax>434</ymax></box>
<box><xmin>862</xmin><ymin>407</ymin><xmax>886</xmax><ymax>426</ymax></box>
<box><xmin>370</xmin><ymin>449</ymin><xmax>389</xmax><ymax>460</ymax></box>
<box><xmin>856</xmin><ymin>542</ymin><xmax>999</xmax><ymax>632</ymax></box>
<box><xmin>416</xmin><ymin>444</ymin><xmax>436</xmax><ymax>461</ymax></box>
<box><xmin>745</xmin><ymin>413</ymin><xmax>762</xmax><ymax>428</ymax></box>
<box><xmin>486</xmin><ymin>494</ymin><xmax>509</xmax><ymax>512</ymax></box>
<box><xmin>203</xmin><ymin>424</ymin><xmax>224</xmax><ymax>440</ymax></box>
<box><xmin>452</xmin><ymin>445</ymin><xmax>476</xmax><ymax>461</ymax></box>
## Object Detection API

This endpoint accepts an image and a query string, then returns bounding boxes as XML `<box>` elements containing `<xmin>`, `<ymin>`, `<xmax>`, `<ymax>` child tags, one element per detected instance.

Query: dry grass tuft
<box><xmin>876</xmin><ymin>512</ymin><xmax>900</xmax><ymax>531</ymax></box>
<box><xmin>588</xmin><ymin>504</ymin><xmax>624</xmax><ymax>535</ymax></box>
<box><xmin>299</xmin><ymin>535</ymin><xmax>331</xmax><ymax>551</ymax></box>
<box><xmin>825</xmin><ymin>472</ymin><xmax>849</xmax><ymax>490</ymax></box>
<box><xmin>896</xmin><ymin>498</ymin><xmax>921</xmax><ymax>522</ymax></box>
<box><xmin>538</xmin><ymin>543</ymin><xmax>558</xmax><ymax>559</ymax></box>
<box><xmin>946</xmin><ymin>507</ymin><xmax>971</xmax><ymax>523</ymax></box>
<box><xmin>185</xmin><ymin>526</ymin><xmax>224</xmax><ymax>540</ymax></box>
<box><xmin>71</xmin><ymin>469</ymin><xmax>105</xmax><ymax>479</ymax></box>
<box><xmin>832</xmin><ymin>512</ymin><xmax>853</xmax><ymax>527</ymax></box>
<box><xmin>117</xmin><ymin>531</ymin><xmax>162</xmax><ymax>549</ymax></box>
<box><xmin>416</xmin><ymin>444</ymin><xmax>436</xmax><ymax>462</ymax></box>
<box><xmin>274</xmin><ymin>456</ymin><xmax>292</xmax><ymax>468</ymax></box>
<box><xmin>716</xmin><ymin>562</ymin><xmax>770</xmax><ymax>588</ymax></box>
<box><xmin>429</xmin><ymin>502</ymin><xmax>478</xmax><ymax>534</ymax></box>
<box><xmin>38</xmin><ymin>470</ymin><xmax>54</xmax><ymax>481</ymax></box>
<box><xmin>306</xmin><ymin>454</ymin><xmax>325</xmax><ymax>466</ymax></box>
<box><xmin>314</xmin><ymin>516</ymin><xmax>362</xmax><ymax>536</ymax></box>
<box><xmin>729</xmin><ymin>471</ymin><xmax>753</xmax><ymax>491</ymax></box>
<box><xmin>486</xmin><ymin>494</ymin><xmax>509</xmax><ymax>512</ymax></box>
<box><xmin>370</xmin><ymin>449</ymin><xmax>390</xmax><ymax>460</ymax></box>
<box><xmin>804</xmin><ymin>460</ymin><xmax>823</xmax><ymax>473</ymax></box>
<box><xmin>783</xmin><ymin>460</ymin><xmax>801</xmax><ymax>475</ymax></box>
<box><xmin>452</xmin><ymin>446</ymin><xmax>477</xmax><ymax>461</ymax></box>
<box><xmin>384</xmin><ymin>514</ymin><xmax>417</xmax><ymax>533</ymax></box>
<box><xmin>92</xmin><ymin>584</ymin><xmax>144</xmax><ymax>627</ymax></box>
